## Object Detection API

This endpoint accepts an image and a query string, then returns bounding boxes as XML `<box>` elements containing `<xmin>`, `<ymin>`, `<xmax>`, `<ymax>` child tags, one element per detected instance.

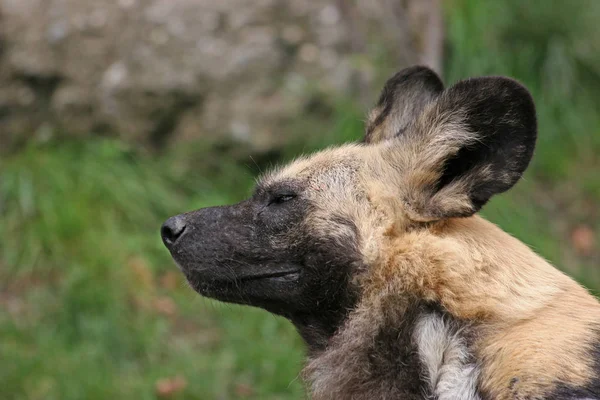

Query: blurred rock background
<box><xmin>1</xmin><ymin>1</ymin><xmax>599</xmax><ymax>399</ymax></box>
<box><xmin>0</xmin><ymin>0</ymin><xmax>441</xmax><ymax>152</ymax></box>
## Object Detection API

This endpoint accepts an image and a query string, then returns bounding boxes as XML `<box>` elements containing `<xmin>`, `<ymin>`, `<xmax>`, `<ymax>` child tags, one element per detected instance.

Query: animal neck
<box><xmin>423</xmin><ymin>216</ymin><xmax>580</xmax><ymax>322</ymax></box>
<box><xmin>363</xmin><ymin>215</ymin><xmax>578</xmax><ymax>323</ymax></box>
<box><xmin>290</xmin><ymin>285</ymin><xmax>360</xmax><ymax>354</ymax></box>
<box><xmin>303</xmin><ymin>294</ymin><xmax>432</xmax><ymax>400</ymax></box>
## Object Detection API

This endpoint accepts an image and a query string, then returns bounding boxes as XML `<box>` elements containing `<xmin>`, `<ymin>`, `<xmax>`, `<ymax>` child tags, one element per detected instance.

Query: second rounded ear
<box><xmin>399</xmin><ymin>75</ymin><xmax>537</xmax><ymax>221</ymax></box>
<box><xmin>364</xmin><ymin>65</ymin><xmax>444</xmax><ymax>144</ymax></box>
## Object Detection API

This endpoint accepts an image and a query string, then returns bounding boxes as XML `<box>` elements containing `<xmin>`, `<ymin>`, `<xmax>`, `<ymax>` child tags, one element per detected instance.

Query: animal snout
<box><xmin>161</xmin><ymin>215</ymin><xmax>187</xmax><ymax>247</ymax></box>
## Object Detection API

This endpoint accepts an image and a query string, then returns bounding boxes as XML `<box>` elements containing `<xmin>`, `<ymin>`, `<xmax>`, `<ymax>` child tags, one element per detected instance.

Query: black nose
<box><xmin>161</xmin><ymin>216</ymin><xmax>187</xmax><ymax>247</ymax></box>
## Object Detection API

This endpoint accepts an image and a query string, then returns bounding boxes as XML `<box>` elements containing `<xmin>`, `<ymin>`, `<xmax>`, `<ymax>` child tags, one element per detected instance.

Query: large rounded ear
<box><xmin>364</xmin><ymin>66</ymin><xmax>444</xmax><ymax>144</ymax></box>
<box><xmin>395</xmin><ymin>76</ymin><xmax>537</xmax><ymax>221</ymax></box>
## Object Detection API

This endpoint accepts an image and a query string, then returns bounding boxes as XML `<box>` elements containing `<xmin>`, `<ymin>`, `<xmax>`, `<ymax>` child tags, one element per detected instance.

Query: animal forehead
<box><xmin>260</xmin><ymin>144</ymin><xmax>364</xmax><ymax>187</ymax></box>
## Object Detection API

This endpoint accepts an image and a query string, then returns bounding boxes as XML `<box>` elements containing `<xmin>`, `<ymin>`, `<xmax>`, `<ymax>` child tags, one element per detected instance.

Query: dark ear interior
<box><xmin>435</xmin><ymin>77</ymin><xmax>537</xmax><ymax>214</ymax></box>
<box><xmin>364</xmin><ymin>66</ymin><xmax>444</xmax><ymax>144</ymax></box>
<box><xmin>398</xmin><ymin>75</ymin><xmax>537</xmax><ymax>221</ymax></box>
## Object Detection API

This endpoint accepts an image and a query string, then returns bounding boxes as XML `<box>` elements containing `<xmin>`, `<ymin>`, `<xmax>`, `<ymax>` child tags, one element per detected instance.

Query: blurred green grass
<box><xmin>0</xmin><ymin>140</ymin><xmax>305</xmax><ymax>400</ymax></box>
<box><xmin>1</xmin><ymin>1</ymin><xmax>599</xmax><ymax>399</ymax></box>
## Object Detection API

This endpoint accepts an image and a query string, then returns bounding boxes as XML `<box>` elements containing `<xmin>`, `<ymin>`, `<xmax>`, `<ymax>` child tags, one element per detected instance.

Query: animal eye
<box><xmin>269</xmin><ymin>194</ymin><xmax>296</xmax><ymax>206</ymax></box>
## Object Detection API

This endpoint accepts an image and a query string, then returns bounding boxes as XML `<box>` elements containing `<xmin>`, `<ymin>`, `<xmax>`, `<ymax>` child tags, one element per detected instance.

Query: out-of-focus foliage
<box><xmin>0</xmin><ymin>1</ymin><xmax>598</xmax><ymax>399</ymax></box>
<box><xmin>0</xmin><ymin>0</ymin><xmax>428</xmax><ymax>153</ymax></box>
<box><xmin>0</xmin><ymin>141</ymin><xmax>304</xmax><ymax>400</ymax></box>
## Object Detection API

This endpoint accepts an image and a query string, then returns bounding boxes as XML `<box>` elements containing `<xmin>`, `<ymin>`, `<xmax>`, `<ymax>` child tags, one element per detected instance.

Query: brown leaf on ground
<box><xmin>156</xmin><ymin>376</ymin><xmax>187</xmax><ymax>397</ymax></box>
<box><xmin>160</xmin><ymin>271</ymin><xmax>181</xmax><ymax>290</ymax></box>
<box><xmin>234</xmin><ymin>383</ymin><xmax>255</xmax><ymax>397</ymax></box>
<box><xmin>571</xmin><ymin>225</ymin><xmax>596</xmax><ymax>256</ymax></box>
<box><xmin>153</xmin><ymin>296</ymin><xmax>178</xmax><ymax>316</ymax></box>
<box><xmin>127</xmin><ymin>256</ymin><xmax>155</xmax><ymax>292</ymax></box>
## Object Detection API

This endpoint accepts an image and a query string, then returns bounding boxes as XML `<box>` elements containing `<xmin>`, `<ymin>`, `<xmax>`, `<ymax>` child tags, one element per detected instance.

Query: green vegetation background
<box><xmin>1</xmin><ymin>1</ymin><xmax>599</xmax><ymax>399</ymax></box>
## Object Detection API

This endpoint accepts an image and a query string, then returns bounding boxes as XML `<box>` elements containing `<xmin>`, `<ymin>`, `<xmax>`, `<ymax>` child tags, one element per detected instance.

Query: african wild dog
<box><xmin>161</xmin><ymin>66</ymin><xmax>600</xmax><ymax>399</ymax></box>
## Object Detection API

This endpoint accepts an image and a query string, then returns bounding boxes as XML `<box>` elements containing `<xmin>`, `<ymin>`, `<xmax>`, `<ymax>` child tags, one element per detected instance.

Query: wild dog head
<box><xmin>161</xmin><ymin>66</ymin><xmax>536</xmax><ymax>346</ymax></box>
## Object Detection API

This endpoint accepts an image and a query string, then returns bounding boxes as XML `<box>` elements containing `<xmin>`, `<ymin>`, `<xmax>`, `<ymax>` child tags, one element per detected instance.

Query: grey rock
<box><xmin>0</xmin><ymin>0</ymin><xmax>443</xmax><ymax>152</ymax></box>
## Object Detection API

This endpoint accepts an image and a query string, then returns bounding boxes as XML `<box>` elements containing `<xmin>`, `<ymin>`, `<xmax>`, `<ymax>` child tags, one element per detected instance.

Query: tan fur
<box><xmin>366</xmin><ymin>105</ymin><xmax>388</xmax><ymax>144</ymax></box>
<box><xmin>375</xmin><ymin>216</ymin><xmax>600</xmax><ymax>396</ymax></box>
<box><xmin>259</xmin><ymin>69</ymin><xmax>599</xmax><ymax>398</ymax></box>
<box><xmin>364</xmin><ymin>159</ymin><xmax>600</xmax><ymax>397</ymax></box>
<box><xmin>263</xmin><ymin>141</ymin><xmax>600</xmax><ymax>398</ymax></box>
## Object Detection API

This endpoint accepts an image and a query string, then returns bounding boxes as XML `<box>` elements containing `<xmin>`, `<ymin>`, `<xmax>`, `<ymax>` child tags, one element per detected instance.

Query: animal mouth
<box><xmin>183</xmin><ymin>265</ymin><xmax>301</xmax><ymax>284</ymax></box>
<box><xmin>237</xmin><ymin>269</ymin><xmax>301</xmax><ymax>281</ymax></box>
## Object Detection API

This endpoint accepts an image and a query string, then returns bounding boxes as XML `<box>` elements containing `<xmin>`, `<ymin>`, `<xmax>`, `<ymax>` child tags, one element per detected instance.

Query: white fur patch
<box><xmin>413</xmin><ymin>313</ymin><xmax>481</xmax><ymax>400</ymax></box>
